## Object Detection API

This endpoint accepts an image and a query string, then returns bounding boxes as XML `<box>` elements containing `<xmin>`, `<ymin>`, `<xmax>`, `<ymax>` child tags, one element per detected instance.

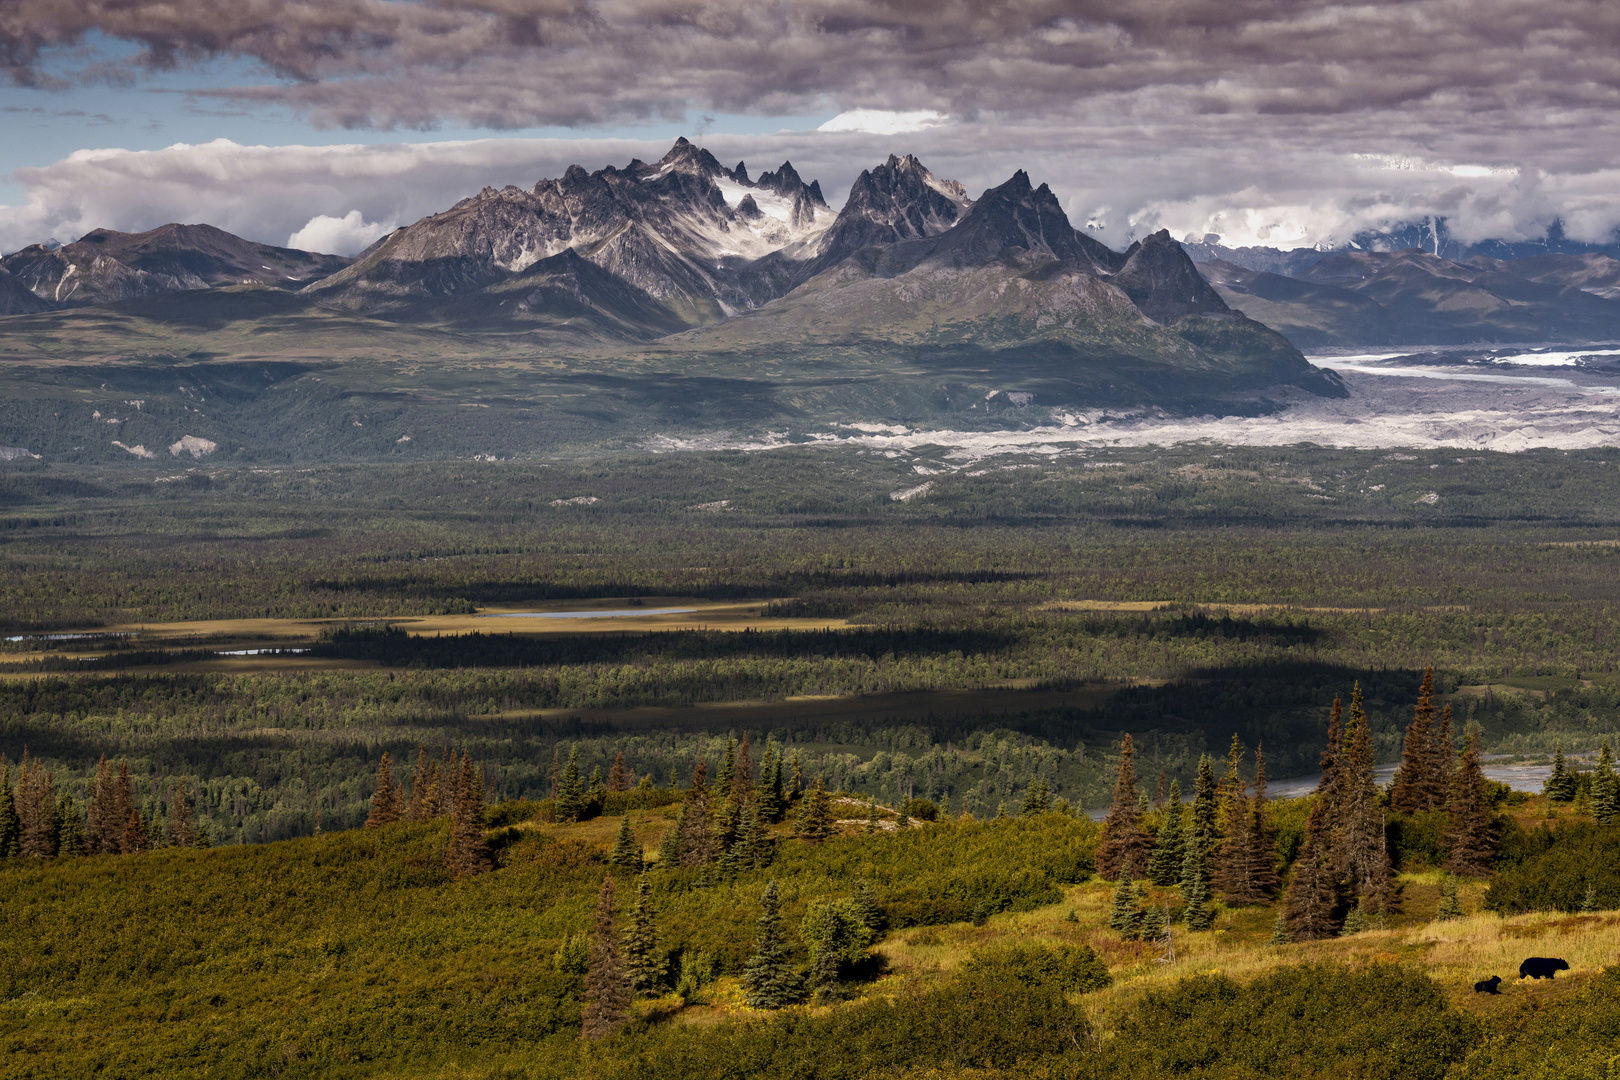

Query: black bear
<box><xmin>1519</xmin><ymin>957</ymin><xmax>1570</xmax><ymax>980</ymax></box>
<box><xmin>1474</xmin><ymin>975</ymin><xmax>1503</xmax><ymax>994</ymax></box>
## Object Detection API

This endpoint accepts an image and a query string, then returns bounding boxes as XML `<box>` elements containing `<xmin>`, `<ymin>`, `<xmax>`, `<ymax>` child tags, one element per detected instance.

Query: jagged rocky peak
<box><xmin>810</xmin><ymin>153</ymin><xmax>974</xmax><ymax>267</ymax></box>
<box><xmin>1112</xmin><ymin>229</ymin><xmax>1231</xmax><ymax>319</ymax></box>
<box><xmin>731</xmin><ymin>161</ymin><xmax>750</xmax><ymax>183</ymax></box>
<box><xmin>903</xmin><ymin>169</ymin><xmax>1121</xmax><ymax>276</ymax></box>
<box><xmin>634</xmin><ymin>136</ymin><xmax>728</xmax><ymax>181</ymax></box>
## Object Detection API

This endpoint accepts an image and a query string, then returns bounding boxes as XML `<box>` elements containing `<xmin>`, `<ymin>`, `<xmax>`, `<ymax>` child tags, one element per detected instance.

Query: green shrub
<box><xmin>1485</xmin><ymin>820</ymin><xmax>1620</xmax><ymax>913</ymax></box>
<box><xmin>960</xmin><ymin>940</ymin><xmax>1112</xmax><ymax>995</ymax></box>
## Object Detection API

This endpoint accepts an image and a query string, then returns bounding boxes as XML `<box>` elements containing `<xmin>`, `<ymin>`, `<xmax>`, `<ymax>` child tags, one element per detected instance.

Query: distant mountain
<box><xmin>305</xmin><ymin>137</ymin><xmax>833</xmax><ymax>332</ymax></box>
<box><xmin>1205</xmin><ymin>249</ymin><xmax>1620</xmax><ymax>347</ymax></box>
<box><xmin>0</xmin><ymin>224</ymin><xmax>351</xmax><ymax>308</ymax></box>
<box><xmin>0</xmin><ymin>265</ymin><xmax>53</xmax><ymax>315</ymax></box>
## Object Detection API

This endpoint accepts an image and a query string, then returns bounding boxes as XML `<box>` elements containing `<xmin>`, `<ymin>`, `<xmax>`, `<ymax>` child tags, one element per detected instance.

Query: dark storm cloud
<box><xmin>5</xmin><ymin>1</ymin><xmax>1619</xmax><ymax>129</ymax></box>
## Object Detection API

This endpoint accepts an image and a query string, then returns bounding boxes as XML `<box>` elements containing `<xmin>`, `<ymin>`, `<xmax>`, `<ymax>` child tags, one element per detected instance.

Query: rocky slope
<box><xmin>0</xmin><ymin>224</ymin><xmax>351</xmax><ymax>308</ymax></box>
<box><xmin>0</xmin><ymin>265</ymin><xmax>53</xmax><ymax>315</ymax></box>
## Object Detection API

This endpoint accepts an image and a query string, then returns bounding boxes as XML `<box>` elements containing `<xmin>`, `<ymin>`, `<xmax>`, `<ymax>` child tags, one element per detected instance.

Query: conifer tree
<box><xmin>587</xmin><ymin>766</ymin><xmax>608</xmax><ymax>815</ymax></box>
<box><xmin>1108</xmin><ymin>877</ymin><xmax>1136</xmax><ymax>931</ymax></box>
<box><xmin>1139</xmin><ymin>892</ymin><xmax>1167</xmax><ymax>942</ymax></box>
<box><xmin>55</xmin><ymin>794</ymin><xmax>86</xmax><ymax>857</ymax></box>
<box><xmin>1218</xmin><ymin>734</ymin><xmax>1245</xmax><ymax>819</ymax></box>
<box><xmin>1592</xmin><ymin>739</ymin><xmax>1618</xmax><ymax>825</ymax></box>
<box><xmin>622</xmin><ymin>875</ymin><xmax>664</xmax><ymax>995</ymax></box>
<box><xmin>740</xmin><ymin>881</ymin><xmax>800</xmax><ymax>1008</ymax></box>
<box><xmin>864</xmin><ymin>798</ymin><xmax>880</xmax><ymax>834</ymax></box>
<box><xmin>1120</xmin><ymin>882</ymin><xmax>1148</xmax><ymax>939</ymax></box>
<box><xmin>1434</xmin><ymin>704</ymin><xmax>1456</xmax><ymax>793</ymax></box>
<box><xmin>757</xmin><ymin>747</ymin><xmax>783</xmax><ymax>823</ymax></box>
<box><xmin>1097</xmin><ymin>734</ymin><xmax>1152</xmax><ymax>880</ymax></box>
<box><xmin>1181</xmin><ymin>859</ymin><xmax>1214</xmax><ymax>931</ymax></box>
<box><xmin>717</xmin><ymin>738</ymin><xmax>737</xmax><ymax>801</ymax></box>
<box><xmin>1443</xmin><ymin>725</ymin><xmax>1496</xmax><ymax>876</ymax></box>
<box><xmin>122</xmin><ymin>806</ymin><xmax>146</xmax><ymax>855</ymax></box>
<box><xmin>850</xmin><ymin>880</ymin><xmax>886</xmax><ymax>938</ymax></box>
<box><xmin>679</xmin><ymin>760</ymin><xmax>714</xmax><ymax>866</ymax></box>
<box><xmin>85</xmin><ymin>756</ymin><xmax>117</xmax><ymax>854</ymax></box>
<box><xmin>1245</xmin><ymin>745</ymin><xmax>1280</xmax><ymax>901</ymax></box>
<box><xmin>609</xmin><ymin>816</ymin><xmax>642</xmax><ymax>871</ymax></box>
<box><xmin>365</xmin><ymin>752</ymin><xmax>401</xmax><ymax>828</ymax></box>
<box><xmin>1268</xmin><ymin>913</ymin><xmax>1291</xmax><ymax>945</ymax></box>
<box><xmin>1213</xmin><ymin>772</ymin><xmax>1256</xmax><ymax>903</ymax></box>
<box><xmin>1335</xmin><ymin>684</ymin><xmax>1393</xmax><ymax>911</ymax></box>
<box><xmin>407</xmin><ymin>745</ymin><xmax>434</xmax><ymax>822</ymax></box>
<box><xmin>1148</xmin><ymin>780</ymin><xmax>1185</xmax><ymax>886</ymax></box>
<box><xmin>1283</xmin><ymin>798</ymin><xmax>1341</xmax><ymax>939</ymax></box>
<box><xmin>788</xmin><ymin>751</ymin><xmax>803</xmax><ymax>803</ymax></box>
<box><xmin>1392</xmin><ymin>667</ymin><xmax>1441</xmax><ymax>812</ymax></box>
<box><xmin>166</xmin><ymin>782</ymin><xmax>196</xmax><ymax>849</ymax></box>
<box><xmin>444</xmin><ymin>753</ymin><xmax>493</xmax><ymax>877</ymax></box>
<box><xmin>582</xmin><ymin>876</ymin><xmax>633</xmax><ymax>1040</ymax></box>
<box><xmin>734</xmin><ymin>736</ymin><xmax>754</xmax><ymax>802</ymax></box>
<box><xmin>607</xmin><ymin>752</ymin><xmax>632</xmax><ymax>792</ymax></box>
<box><xmin>1546</xmin><ymin>743</ymin><xmax>1576</xmax><ymax>801</ymax></box>
<box><xmin>1179</xmin><ymin>755</ymin><xmax>1218</xmax><ymax>897</ymax></box>
<box><xmin>656</xmin><ymin>805</ymin><xmax>685</xmax><ymax>867</ymax></box>
<box><xmin>548</xmin><ymin>747</ymin><xmax>562</xmax><ymax>800</ymax></box>
<box><xmin>17</xmin><ymin>753</ymin><xmax>56</xmax><ymax>858</ymax></box>
<box><xmin>808</xmin><ymin>916</ymin><xmax>845</xmax><ymax>1004</ymax></box>
<box><xmin>0</xmin><ymin>763</ymin><xmax>19</xmax><ymax>859</ymax></box>
<box><xmin>1021</xmin><ymin>777</ymin><xmax>1051</xmax><ymax>816</ymax></box>
<box><xmin>556</xmin><ymin>749</ymin><xmax>586</xmax><ymax>823</ymax></box>
<box><xmin>795</xmin><ymin>776</ymin><xmax>834</xmax><ymax>843</ymax></box>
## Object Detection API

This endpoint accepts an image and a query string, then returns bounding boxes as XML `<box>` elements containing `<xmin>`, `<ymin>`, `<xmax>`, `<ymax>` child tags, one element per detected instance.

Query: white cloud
<box><xmin>287</xmin><ymin>210</ymin><xmax>394</xmax><ymax>255</ymax></box>
<box><xmin>817</xmin><ymin>110</ymin><xmax>950</xmax><ymax>136</ymax></box>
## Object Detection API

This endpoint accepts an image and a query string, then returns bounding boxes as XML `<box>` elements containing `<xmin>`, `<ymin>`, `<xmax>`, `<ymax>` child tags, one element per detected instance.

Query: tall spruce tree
<box><xmin>656</xmin><ymin>805</ymin><xmax>685</xmax><ymax>867</ymax></box>
<box><xmin>165</xmin><ymin>783</ymin><xmax>196</xmax><ymax>849</ymax></box>
<box><xmin>1335</xmin><ymin>684</ymin><xmax>1393</xmax><ymax>912</ymax></box>
<box><xmin>740</xmin><ymin>881</ymin><xmax>800</xmax><ymax>1008</ymax></box>
<box><xmin>1180</xmin><ymin>755</ymin><xmax>1219</xmax><ymax>896</ymax></box>
<box><xmin>365</xmin><ymin>753</ymin><xmax>401</xmax><ymax>828</ymax></box>
<box><xmin>788</xmin><ymin>751</ymin><xmax>803</xmax><ymax>803</ymax></box>
<box><xmin>757</xmin><ymin>746</ymin><xmax>783</xmax><ymax>823</ymax></box>
<box><xmin>1021</xmin><ymin>777</ymin><xmax>1051</xmax><ymax>816</ymax></box>
<box><xmin>1097</xmin><ymin>734</ymin><xmax>1152</xmax><ymax>880</ymax></box>
<box><xmin>556</xmin><ymin>749</ymin><xmax>586</xmax><ymax>823</ymax></box>
<box><xmin>1283</xmin><ymin>798</ymin><xmax>1341</xmax><ymax>939</ymax></box>
<box><xmin>581</xmin><ymin>876</ymin><xmax>633</xmax><ymax>1040</ymax></box>
<box><xmin>795</xmin><ymin>776</ymin><xmax>834</xmax><ymax>843</ymax></box>
<box><xmin>1546</xmin><ymin>743</ymin><xmax>1576</xmax><ymax>801</ymax></box>
<box><xmin>1147</xmin><ymin>780</ymin><xmax>1185</xmax><ymax>886</ymax></box>
<box><xmin>17</xmin><ymin>753</ymin><xmax>56</xmax><ymax>858</ymax></box>
<box><xmin>444</xmin><ymin>753</ymin><xmax>492</xmax><ymax>877</ymax></box>
<box><xmin>808</xmin><ymin>916</ymin><xmax>845</xmax><ymax>1004</ymax></box>
<box><xmin>717</xmin><ymin>739</ymin><xmax>737</xmax><ymax>800</ymax></box>
<box><xmin>85</xmin><ymin>757</ymin><xmax>117</xmax><ymax>854</ymax></box>
<box><xmin>1436</xmin><ymin>875</ymin><xmax>1463</xmax><ymax>921</ymax></box>
<box><xmin>1391</xmin><ymin>667</ymin><xmax>1441</xmax><ymax>812</ymax></box>
<box><xmin>1443</xmin><ymin>725</ymin><xmax>1497</xmax><ymax>876</ymax></box>
<box><xmin>0</xmin><ymin>763</ymin><xmax>19</xmax><ymax>859</ymax></box>
<box><xmin>864</xmin><ymin>798</ymin><xmax>880</xmax><ymax>834</ymax></box>
<box><xmin>55</xmin><ymin>794</ymin><xmax>86</xmax><ymax>857</ymax></box>
<box><xmin>407</xmin><ymin>745</ymin><xmax>435</xmax><ymax>822</ymax></box>
<box><xmin>1218</xmin><ymin>735</ymin><xmax>1245</xmax><ymax>820</ymax></box>
<box><xmin>622</xmin><ymin>876</ymin><xmax>664</xmax><ymax>996</ymax></box>
<box><xmin>735</xmin><ymin>736</ymin><xmax>754</xmax><ymax>802</ymax></box>
<box><xmin>679</xmin><ymin>760</ymin><xmax>714</xmax><ymax>866</ymax></box>
<box><xmin>609</xmin><ymin>816</ymin><xmax>642</xmax><ymax>871</ymax></box>
<box><xmin>1213</xmin><ymin>771</ymin><xmax>1258</xmax><ymax>904</ymax></box>
<box><xmin>1245</xmin><ymin>745</ymin><xmax>1280</xmax><ymax>902</ymax></box>
<box><xmin>607</xmin><ymin>752</ymin><xmax>631</xmax><ymax>792</ymax></box>
<box><xmin>1434</xmin><ymin>704</ymin><xmax>1456</xmax><ymax>793</ymax></box>
<box><xmin>1592</xmin><ymin>739</ymin><xmax>1619</xmax><ymax>825</ymax></box>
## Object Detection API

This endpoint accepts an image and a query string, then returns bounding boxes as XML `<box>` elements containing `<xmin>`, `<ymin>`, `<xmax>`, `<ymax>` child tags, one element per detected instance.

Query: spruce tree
<box><xmin>679</xmin><ymin>760</ymin><xmax>714</xmax><ymax>866</ymax></box>
<box><xmin>1213</xmin><ymin>772</ymin><xmax>1253</xmax><ymax>903</ymax></box>
<box><xmin>556</xmin><ymin>749</ymin><xmax>586</xmax><ymax>823</ymax></box>
<box><xmin>166</xmin><ymin>783</ymin><xmax>196</xmax><ymax>849</ymax></box>
<box><xmin>734</xmin><ymin>736</ymin><xmax>754</xmax><ymax>802</ymax></box>
<box><xmin>121</xmin><ymin>806</ymin><xmax>146</xmax><ymax>855</ymax></box>
<box><xmin>1097</xmin><ymin>734</ymin><xmax>1152</xmax><ymax>880</ymax></box>
<box><xmin>587</xmin><ymin>766</ymin><xmax>607</xmax><ymax>816</ymax></box>
<box><xmin>718</xmin><ymin>738</ymin><xmax>736</xmax><ymax>801</ymax></box>
<box><xmin>795</xmin><ymin>776</ymin><xmax>834</xmax><ymax>843</ymax></box>
<box><xmin>788</xmin><ymin>751</ymin><xmax>803</xmax><ymax>803</ymax></box>
<box><xmin>1147</xmin><ymin>780</ymin><xmax>1185</xmax><ymax>886</ymax></box>
<box><xmin>757</xmin><ymin>747</ymin><xmax>783</xmax><ymax>823</ymax></box>
<box><xmin>547</xmin><ymin>747</ymin><xmax>562</xmax><ymax>800</ymax></box>
<box><xmin>365</xmin><ymin>752</ymin><xmax>401</xmax><ymax>828</ymax></box>
<box><xmin>609</xmin><ymin>816</ymin><xmax>642</xmax><ymax>871</ymax></box>
<box><xmin>444</xmin><ymin>753</ymin><xmax>493</xmax><ymax>877</ymax></box>
<box><xmin>1218</xmin><ymin>734</ymin><xmax>1245</xmax><ymax>820</ymax></box>
<box><xmin>607</xmin><ymin>752</ymin><xmax>631</xmax><ymax>792</ymax></box>
<box><xmin>1335</xmin><ymin>684</ymin><xmax>1393</xmax><ymax>912</ymax></box>
<box><xmin>808</xmin><ymin>915</ymin><xmax>845</xmax><ymax>1004</ymax></box>
<box><xmin>1139</xmin><ymin>893</ymin><xmax>1167</xmax><ymax>942</ymax></box>
<box><xmin>17</xmin><ymin>753</ymin><xmax>56</xmax><ymax>858</ymax></box>
<box><xmin>1592</xmin><ymin>739</ymin><xmax>1619</xmax><ymax>825</ymax></box>
<box><xmin>1021</xmin><ymin>777</ymin><xmax>1051</xmax><ymax>816</ymax></box>
<box><xmin>582</xmin><ymin>876</ymin><xmax>633</xmax><ymax>1040</ymax></box>
<box><xmin>1433</xmin><ymin>704</ymin><xmax>1456</xmax><ymax>793</ymax></box>
<box><xmin>1181</xmin><ymin>863</ymin><xmax>1214</xmax><ymax>931</ymax></box>
<box><xmin>864</xmin><ymin>798</ymin><xmax>880</xmax><ymax>834</ymax></box>
<box><xmin>1443</xmin><ymin>725</ymin><xmax>1496</xmax><ymax>876</ymax></box>
<box><xmin>740</xmin><ymin>881</ymin><xmax>800</xmax><ymax>1008</ymax></box>
<box><xmin>407</xmin><ymin>745</ymin><xmax>434</xmax><ymax>822</ymax></box>
<box><xmin>850</xmin><ymin>880</ymin><xmax>886</xmax><ymax>938</ymax></box>
<box><xmin>622</xmin><ymin>876</ymin><xmax>664</xmax><ymax>995</ymax></box>
<box><xmin>55</xmin><ymin>794</ymin><xmax>86</xmax><ymax>857</ymax></box>
<box><xmin>656</xmin><ymin>805</ymin><xmax>685</xmax><ymax>867</ymax></box>
<box><xmin>85</xmin><ymin>757</ymin><xmax>117</xmax><ymax>854</ymax></box>
<box><xmin>1546</xmin><ymin>743</ymin><xmax>1576</xmax><ymax>801</ymax></box>
<box><xmin>1179</xmin><ymin>755</ymin><xmax>1218</xmax><ymax>897</ymax></box>
<box><xmin>0</xmin><ymin>764</ymin><xmax>19</xmax><ymax>859</ymax></box>
<box><xmin>1391</xmin><ymin>667</ymin><xmax>1440</xmax><ymax>812</ymax></box>
<box><xmin>1283</xmin><ymin>798</ymin><xmax>1341</xmax><ymax>939</ymax></box>
<box><xmin>1108</xmin><ymin>877</ymin><xmax>1136</xmax><ymax>931</ymax></box>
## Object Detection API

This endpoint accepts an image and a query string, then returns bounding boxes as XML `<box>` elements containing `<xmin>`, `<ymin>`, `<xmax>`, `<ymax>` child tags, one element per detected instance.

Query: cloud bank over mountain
<box><xmin>3</xmin><ymin>1</ymin><xmax>1620</xmax><ymax>254</ymax></box>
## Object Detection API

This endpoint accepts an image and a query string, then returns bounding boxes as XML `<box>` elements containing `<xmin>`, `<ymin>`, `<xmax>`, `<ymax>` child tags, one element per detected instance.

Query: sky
<box><xmin>3</xmin><ymin>1</ymin><xmax>1619</xmax><ymax>256</ymax></box>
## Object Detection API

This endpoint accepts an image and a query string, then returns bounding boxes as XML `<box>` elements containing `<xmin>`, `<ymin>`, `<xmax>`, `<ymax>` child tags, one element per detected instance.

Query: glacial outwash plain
<box><xmin>5</xmin><ymin>137</ymin><xmax>1620</xmax><ymax>1080</ymax></box>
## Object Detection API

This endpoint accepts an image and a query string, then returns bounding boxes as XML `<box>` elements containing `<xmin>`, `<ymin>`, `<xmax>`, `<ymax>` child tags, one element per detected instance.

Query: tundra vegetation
<box><xmin>4</xmin><ymin>444</ymin><xmax>1620</xmax><ymax>1076</ymax></box>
